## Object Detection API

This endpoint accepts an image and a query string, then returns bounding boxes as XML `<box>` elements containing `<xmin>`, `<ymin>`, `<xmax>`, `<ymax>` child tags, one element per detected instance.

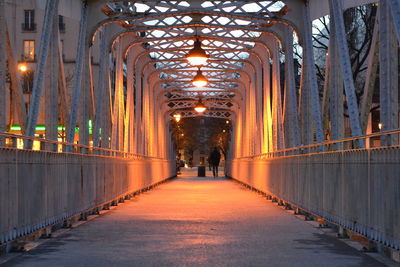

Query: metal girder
<box><xmin>44</xmin><ymin>9</ymin><xmax>59</xmax><ymax>151</ymax></box>
<box><xmin>171</xmin><ymin>109</ymin><xmax>233</xmax><ymax>119</ymax></box>
<box><xmin>328</xmin><ymin>25</ymin><xmax>344</xmax><ymax>150</ymax></box>
<box><xmin>25</xmin><ymin>0</ymin><xmax>59</xmax><ymax>146</ymax></box>
<box><xmin>388</xmin><ymin>0</ymin><xmax>400</xmax><ymax>43</ymax></box>
<box><xmin>90</xmin><ymin>3</ymin><xmax>300</xmax><ymax>42</ymax></box>
<box><xmin>66</xmin><ymin>1</ymin><xmax>89</xmax><ymax>147</ymax></box>
<box><xmin>93</xmin><ymin>26</ymin><xmax>109</xmax><ymax>148</ymax></box>
<box><xmin>329</xmin><ymin>0</ymin><xmax>363</xmax><ymax>147</ymax></box>
<box><xmin>303</xmin><ymin>1</ymin><xmax>324</xmax><ymax>145</ymax></box>
<box><xmin>166</xmin><ymin>100</ymin><xmax>235</xmax><ymax>110</ymax></box>
<box><xmin>0</xmin><ymin>0</ymin><xmax>6</xmax><ymax>144</ymax></box>
<box><xmin>379</xmin><ymin>0</ymin><xmax>398</xmax><ymax>146</ymax></box>
<box><xmin>283</xmin><ymin>26</ymin><xmax>300</xmax><ymax>148</ymax></box>
<box><xmin>360</xmin><ymin>12</ymin><xmax>379</xmax><ymax>134</ymax></box>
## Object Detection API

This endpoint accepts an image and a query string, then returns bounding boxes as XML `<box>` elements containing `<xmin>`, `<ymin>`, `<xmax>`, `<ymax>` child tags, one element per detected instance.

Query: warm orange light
<box><xmin>192</xmin><ymin>69</ymin><xmax>208</xmax><ymax>87</ymax></box>
<box><xmin>378</xmin><ymin>122</ymin><xmax>382</xmax><ymax>130</ymax></box>
<box><xmin>226</xmin><ymin>120</ymin><xmax>229</xmax><ymax>124</ymax></box>
<box><xmin>19</xmin><ymin>64</ymin><xmax>27</xmax><ymax>72</ymax></box>
<box><xmin>186</xmin><ymin>39</ymin><xmax>208</xmax><ymax>66</ymax></box>
<box><xmin>194</xmin><ymin>99</ymin><xmax>207</xmax><ymax>113</ymax></box>
<box><xmin>173</xmin><ymin>113</ymin><xmax>182</xmax><ymax>122</ymax></box>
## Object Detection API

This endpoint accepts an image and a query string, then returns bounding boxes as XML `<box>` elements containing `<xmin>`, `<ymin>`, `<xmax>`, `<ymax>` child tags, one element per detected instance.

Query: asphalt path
<box><xmin>2</xmin><ymin>169</ymin><xmax>386</xmax><ymax>266</ymax></box>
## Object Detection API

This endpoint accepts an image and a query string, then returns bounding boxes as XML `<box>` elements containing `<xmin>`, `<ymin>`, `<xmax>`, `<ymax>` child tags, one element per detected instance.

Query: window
<box><xmin>22</xmin><ymin>10</ymin><xmax>35</xmax><ymax>31</ymax></box>
<box><xmin>23</xmin><ymin>40</ymin><xmax>35</xmax><ymax>60</ymax></box>
<box><xmin>59</xmin><ymin>15</ymin><xmax>65</xmax><ymax>32</ymax></box>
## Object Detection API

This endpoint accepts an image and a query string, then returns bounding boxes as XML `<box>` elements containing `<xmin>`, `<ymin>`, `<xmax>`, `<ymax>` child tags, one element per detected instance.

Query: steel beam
<box><xmin>283</xmin><ymin>26</ymin><xmax>300</xmax><ymax>148</ymax></box>
<box><xmin>388</xmin><ymin>0</ymin><xmax>400</xmax><ymax>43</ymax></box>
<box><xmin>303</xmin><ymin>2</ymin><xmax>324</xmax><ymax>145</ymax></box>
<box><xmin>45</xmin><ymin>9</ymin><xmax>59</xmax><ymax>151</ymax></box>
<box><xmin>380</xmin><ymin>0</ymin><xmax>399</xmax><ymax>146</ymax></box>
<box><xmin>0</xmin><ymin>0</ymin><xmax>6</xmax><ymax>144</ymax></box>
<box><xmin>66</xmin><ymin>0</ymin><xmax>88</xmax><ymax>148</ymax></box>
<box><xmin>328</xmin><ymin>27</ymin><xmax>344</xmax><ymax>151</ymax></box>
<box><xmin>360</xmin><ymin>13</ymin><xmax>379</xmax><ymax>134</ymax></box>
<box><xmin>329</xmin><ymin>0</ymin><xmax>363</xmax><ymax>147</ymax></box>
<box><xmin>25</xmin><ymin>0</ymin><xmax>58</xmax><ymax>147</ymax></box>
<box><xmin>93</xmin><ymin>27</ymin><xmax>108</xmax><ymax>148</ymax></box>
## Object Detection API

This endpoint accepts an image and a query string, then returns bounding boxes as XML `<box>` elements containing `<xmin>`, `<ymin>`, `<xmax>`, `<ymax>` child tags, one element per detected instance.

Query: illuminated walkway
<box><xmin>3</xmin><ymin>170</ymin><xmax>384</xmax><ymax>267</ymax></box>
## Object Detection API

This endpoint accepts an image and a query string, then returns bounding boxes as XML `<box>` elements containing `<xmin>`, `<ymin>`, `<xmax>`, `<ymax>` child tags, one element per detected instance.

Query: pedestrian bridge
<box><xmin>0</xmin><ymin>0</ymin><xmax>399</xmax><ymax>264</ymax></box>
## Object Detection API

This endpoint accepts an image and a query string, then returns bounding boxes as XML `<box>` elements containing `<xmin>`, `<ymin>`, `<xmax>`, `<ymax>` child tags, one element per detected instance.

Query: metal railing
<box><xmin>226</xmin><ymin>129</ymin><xmax>400</xmax><ymax>251</ymax></box>
<box><xmin>0</xmin><ymin>132</ymin><xmax>161</xmax><ymax>160</ymax></box>
<box><xmin>0</xmin><ymin>132</ymin><xmax>175</xmax><ymax>244</ymax></box>
<box><xmin>238</xmin><ymin>129</ymin><xmax>400</xmax><ymax>159</ymax></box>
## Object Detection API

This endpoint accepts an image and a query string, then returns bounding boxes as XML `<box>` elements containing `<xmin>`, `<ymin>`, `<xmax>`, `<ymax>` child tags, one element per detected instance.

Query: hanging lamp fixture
<box><xmin>173</xmin><ymin>113</ymin><xmax>182</xmax><ymax>122</ymax></box>
<box><xmin>194</xmin><ymin>98</ymin><xmax>207</xmax><ymax>113</ymax></box>
<box><xmin>186</xmin><ymin>39</ymin><xmax>208</xmax><ymax>66</ymax></box>
<box><xmin>192</xmin><ymin>68</ymin><xmax>208</xmax><ymax>87</ymax></box>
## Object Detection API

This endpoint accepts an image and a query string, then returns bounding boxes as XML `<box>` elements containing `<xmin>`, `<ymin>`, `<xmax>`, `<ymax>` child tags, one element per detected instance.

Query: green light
<box><xmin>36</xmin><ymin>125</ymin><xmax>46</xmax><ymax>131</ymax></box>
<box><xmin>11</xmin><ymin>125</ymin><xmax>21</xmax><ymax>131</ymax></box>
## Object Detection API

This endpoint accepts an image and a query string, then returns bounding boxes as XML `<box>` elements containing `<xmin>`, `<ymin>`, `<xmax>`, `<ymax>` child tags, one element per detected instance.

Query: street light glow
<box><xmin>19</xmin><ymin>64</ymin><xmax>27</xmax><ymax>72</ymax></box>
<box><xmin>194</xmin><ymin>98</ymin><xmax>207</xmax><ymax>113</ymax></box>
<box><xmin>173</xmin><ymin>113</ymin><xmax>182</xmax><ymax>122</ymax></box>
<box><xmin>192</xmin><ymin>69</ymin><xmax>208</xmax><ymax>87</ymax></box>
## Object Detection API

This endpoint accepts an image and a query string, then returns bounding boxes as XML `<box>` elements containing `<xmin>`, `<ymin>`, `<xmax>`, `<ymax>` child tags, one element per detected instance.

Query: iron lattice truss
<box><xmin>103</xmin><ymin>0</ymin><xmax>289</xmax><ymax>118</ymax></box>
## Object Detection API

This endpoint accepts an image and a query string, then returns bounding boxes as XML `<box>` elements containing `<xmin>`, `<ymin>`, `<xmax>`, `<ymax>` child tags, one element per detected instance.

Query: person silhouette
<box><xmin>209</xmin><ymin>147</ymin><xmax>221</xmax><ymax>177</ymax></box>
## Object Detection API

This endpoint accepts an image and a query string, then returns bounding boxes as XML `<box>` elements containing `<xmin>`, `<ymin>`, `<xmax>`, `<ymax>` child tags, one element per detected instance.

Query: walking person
<box><xmin>209</xmin><ymin>147</ymin><xmax>221</xmax><ymax>178</ymax></box>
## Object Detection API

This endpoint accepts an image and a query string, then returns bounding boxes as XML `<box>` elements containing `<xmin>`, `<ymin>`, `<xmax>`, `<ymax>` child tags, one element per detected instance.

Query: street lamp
<box><xmin>192</xmin><ymin>68</ymin><xmax>208</xmax><ymax>87</ymax></box>
<box><xmin>194</xmin><ymin>98</ymin><xmax>207</xmax><ymax>113</ymax></box>
<box><xmin>186</xmin><ymin>39</ymin><xmax>208</xmax><ymax>66</ymax></box>
<box><xmin>19</xmin><ymin>63</ymin><xmax>27</xmax><ymax>72</ymax></box>
<box><xmin>173</xmin><ymin>113</ymin><xmax>182</xmax><ymax>122</ymax></box>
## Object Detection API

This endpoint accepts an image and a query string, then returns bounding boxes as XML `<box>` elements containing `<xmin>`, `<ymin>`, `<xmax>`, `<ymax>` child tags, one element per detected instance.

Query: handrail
<box><xmin>235</xmin><ymin>128</ymin><xmax>400</xmax><ymax>159</ymax></box>
<box><xmin>0</xmin><ymin>132</ymin><xmax>164</xmax><ymax>160</ymax></box>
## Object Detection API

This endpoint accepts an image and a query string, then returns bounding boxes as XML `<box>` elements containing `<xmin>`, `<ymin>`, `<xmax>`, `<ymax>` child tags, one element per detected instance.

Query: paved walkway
<box><xmin>3</xmin><ymin>170</ymin><xmax>385</xmax><ymax>266</ymax></box>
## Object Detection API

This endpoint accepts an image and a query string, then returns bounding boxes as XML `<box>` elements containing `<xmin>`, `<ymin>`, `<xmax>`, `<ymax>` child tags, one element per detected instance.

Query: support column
<box><xmin>45</xmin><ymin>9</ymin><xmax>59</xmax><ymax>151</ymax></box>
<box><xmin>329</xmin><ymin>0</ymin><xmax>363</xmax><ymax>147</ymax></box>
<box><xmin>360</xmin><ymin>13</ymin><xmax>379</xmax><ymax>134</ymax></box>
<box><xmin>271</xmin><ymin>40</ymin><xmax>284</xmax><ymax>151</ymax></box>
<box><xmin>26</xmin><ymin>0</ymin><xmax>59</xmax><ymax>146</ymax></box>
<box><xmin>283</xmin><ymin>27</ymin><xmax>301</xmax><ymax>148</ymax></box>
<box><xmin>93</xmin><ymin>26</ymin><xmax>108</xmax><ymax>148</ymax></box>
<box><xmin>126</xmin><ymin>51</ymin><xmax>135</xmax><ymax>153</ymax></box>
<box><xmin>111</xmin><ymin>39</ymin><xmax>125</xmax><ymax>150</ymax></box>
<box><xmin>388</xmin><ymin>0</ymin><xmax>400</xmax><ymax>42</ymax></box>
<box><xmin>262</xmin><ymin>58</ymin><xmax>272</xmax><ymax>153</ymax></box>
<box><xmin>380</xmin><ymin>0</ymin><xmax>398</xmax><ymax>145</ymax></box>
<box><xmin>0</xmin><ymin>0</ymin><xmax>6</xmax><ymax>144</ymax></box>
<box><xmin>328</xmin><ymin>26</ymin><xmax>344</xmax><ymax>150</ymax></box>
<box><xmin>6</xmin><ymin>25</ymin><xmax>27</xmax><ymax>133</ymax></box>
<box><xmin>66</xmin><ymin>0</ymin><xmax>88</xmax><ymax>148</ymax></box>
<box><xmin>303</xmin><ymin>1</ymin><xmax>324</xmax><ymax>145</ymax></box>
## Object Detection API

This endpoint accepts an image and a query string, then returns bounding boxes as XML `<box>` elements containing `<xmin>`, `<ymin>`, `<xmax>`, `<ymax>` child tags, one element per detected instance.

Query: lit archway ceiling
<box><xmin>101</xmin><ymin>1</ymin><xmax>290</xmax><ymax>118</ymax></box>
